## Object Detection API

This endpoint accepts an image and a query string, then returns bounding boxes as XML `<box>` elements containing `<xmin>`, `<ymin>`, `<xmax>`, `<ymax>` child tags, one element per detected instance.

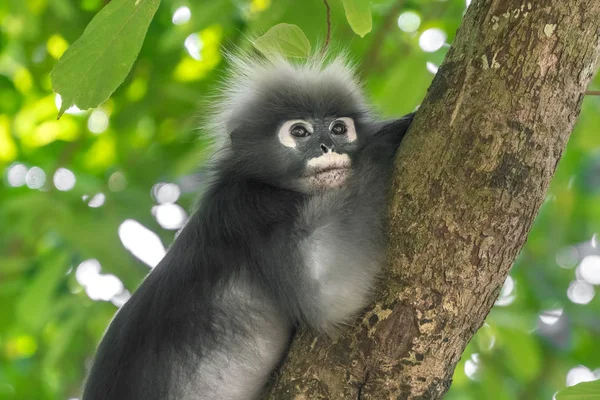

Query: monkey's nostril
<box><xmin>320</xmin><ymin>144</ymin><xmax>329</xmax><ymax>154</ymax></box>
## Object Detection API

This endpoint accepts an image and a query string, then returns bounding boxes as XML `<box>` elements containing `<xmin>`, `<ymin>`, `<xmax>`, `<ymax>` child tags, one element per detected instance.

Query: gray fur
<box><xmin>81</xmin><ymin>53</ymin><xmax>413</xmax><ymax>400</ymax></box>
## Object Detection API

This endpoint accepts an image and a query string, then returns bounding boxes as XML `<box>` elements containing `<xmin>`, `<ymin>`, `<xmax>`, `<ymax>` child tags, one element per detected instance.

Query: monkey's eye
<box><xmin>290</xmin><ymin>124</ymin><xmax>310</xmax><ymax>138</ymax></box>
<box><xmin>330</xmin><ymin>121</ymin><xmax>347</xmax><ymax>135</ymax></box>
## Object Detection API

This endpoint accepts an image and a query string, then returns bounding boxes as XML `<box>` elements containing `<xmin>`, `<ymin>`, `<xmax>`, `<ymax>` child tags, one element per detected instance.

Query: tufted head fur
<box><xmin>204</xmin><ymin>51</ymin><xmax>379</xmax><ymax>193</ymax></box>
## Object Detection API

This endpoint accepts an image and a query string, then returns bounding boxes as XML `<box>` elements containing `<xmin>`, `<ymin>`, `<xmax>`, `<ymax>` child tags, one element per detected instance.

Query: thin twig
<box><xmin>361</xmin><ymin>0</ymin><xmax>405</xmax><ymax>78</ymax></box>
<box><xmin>586</xmin><ymin>90</ymin><xmax>600</xmax><ymax>96</ymax></box>
<box><xmin>321</xmin><ymin>0</ymin><xmax>331</xmax><ymax>55</ymax></box>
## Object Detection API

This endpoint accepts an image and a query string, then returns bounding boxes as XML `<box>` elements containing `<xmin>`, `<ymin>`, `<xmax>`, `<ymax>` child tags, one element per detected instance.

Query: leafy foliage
<box><xmin>253</xmin><ymin>23</ymin><xmax>312</xmax><ymax>58</ymax></box>
<box><xmin>342</xmin><ymin>0</ymin><xmax>372</xmax><ymax>37</ymax></box>
<box><xmin>0</xmin><ymin>1</ymin><xmax>599</xmax><ymax>399</ymax></box>
<box><xmin>51</xmin><ymin>0</ymin><xmax>161</xmax><ymax>118</ymax></box>
<box><xmin>556</xmin><ymin>380</ymin><xmax>600</xmax><ymax>400</ymax></box>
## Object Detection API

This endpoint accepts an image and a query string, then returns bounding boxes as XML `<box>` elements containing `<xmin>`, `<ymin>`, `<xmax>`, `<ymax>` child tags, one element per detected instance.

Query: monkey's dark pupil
<box><xmin>291</xmin><ymin>126</ymin><xmax>308</xmax><ymax>137</ymax></box>
<box><xmin>332</xmin><ymin>123</ymin><xmax>347</xmax><ymax>135</ymax></box>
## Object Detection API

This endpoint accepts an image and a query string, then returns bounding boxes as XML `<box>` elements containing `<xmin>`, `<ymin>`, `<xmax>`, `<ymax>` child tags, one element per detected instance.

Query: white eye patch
<box><xmin>329</xmin><ymin>117</ymin><xmax>357</xmax><ymax>142</ymax></box>
<box><xmin>278</xmin><ymin>120</ymin><xmax>313</xmax><ymax>148</ymax></box>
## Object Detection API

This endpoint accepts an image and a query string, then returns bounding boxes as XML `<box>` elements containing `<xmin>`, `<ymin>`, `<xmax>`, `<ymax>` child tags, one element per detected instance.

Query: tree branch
<box><xmin>361</xmin><ymin>0</ymin><xmax>405</xmax><ymax>79</ymax></box>
<box><xmin>265</xmin><ymin>0</ymin><xmax>600</xmax><ymax>398</ymax></box>
<box><xmin>321</xmin><ymin>0</ymin><xmax>331</xmax><ymax>55</ymax></box>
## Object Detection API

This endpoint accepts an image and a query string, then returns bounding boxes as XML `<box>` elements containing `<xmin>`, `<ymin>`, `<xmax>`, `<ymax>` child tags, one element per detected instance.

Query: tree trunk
<box><xmin>264</xmin><ymin>0</ymin><xmax>600</xmax><ymax>399</ymax></box>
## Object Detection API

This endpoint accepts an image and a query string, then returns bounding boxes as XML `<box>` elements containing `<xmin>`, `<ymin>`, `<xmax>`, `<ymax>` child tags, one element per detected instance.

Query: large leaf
<box><xmin>253</xmin><ymin>23</ymin><xmax>311</xmax><ymax>59</ymax></box>
<box><xmin>342</xmin><ymin>0</ymin><xmax>372</xmax><ymax>38</ymax></box>
<box><xmin>50</xmin><ymin>0</ymin><xmax>161</xmax><ymax>118</ymax></box>
<box><xmin>555</xmin><ymin>380</ymin><xmax>600</xmax><ymax>400</ymax></box>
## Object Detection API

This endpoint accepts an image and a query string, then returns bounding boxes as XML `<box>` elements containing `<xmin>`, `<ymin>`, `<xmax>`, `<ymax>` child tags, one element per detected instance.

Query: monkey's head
<box><xmin>209</xmin><ymin>53</ymin><xmax>377</xmax><ymax>194</ymax></box>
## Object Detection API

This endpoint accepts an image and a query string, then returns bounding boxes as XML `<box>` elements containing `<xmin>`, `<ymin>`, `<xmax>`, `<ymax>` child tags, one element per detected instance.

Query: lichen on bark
<box><xmin>264</xmin><ymin>0</ymin><xmax>600</xmax><ymax>398</ymax></box>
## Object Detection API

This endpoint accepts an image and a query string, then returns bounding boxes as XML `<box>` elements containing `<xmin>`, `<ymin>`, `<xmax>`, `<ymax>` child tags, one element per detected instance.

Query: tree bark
<box><xmin>265</xmin><ymin>0</ymin><xmax>600</xmax><ymax>399</ymax></box>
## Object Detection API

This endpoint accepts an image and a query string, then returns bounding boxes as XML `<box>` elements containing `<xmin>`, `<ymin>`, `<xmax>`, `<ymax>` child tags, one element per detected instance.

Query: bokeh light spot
<box><xmin>7</xmin><ymin>163</ymin><xmax>28</xmax><ymax>187</ymax></box>
<box><xmin>556</xmin><ymin>246</ymin><xmax>579</xmax><ymax>269</ymax></box>
<box><xmin>47</xmin><ymin>34</ymin><xmax>69</xmax><ymax>59</ymax></box>
<box><xmin>185</xmin><ymin>33</ymin><xmax>204</xmax><ymax>60</ymax></box>
<box><xmin>172</xmin><ymin>6</ymin><xmax>191</xmax><ymax>25</ymax></box>
<box><xmin>419</xmin><ymin>28</ymin><xmax>446</xmax><ymax>52</ymax></box>
<box><xmin>109</xmin><ymin>172</ymin><xmax>127</xmax><ymax>192</ymax></box>
<box><xmin>87</xmin><ymin>193</ymin><xmax>106</xmax><ymax>208</ymax></box>
<box><xmin>118</xmin><ymin>219</ymin><xmax>166</xmax><ymax>268</ymax></box>
<box><xmin>566</xmin><ymin>365</ymin><xmax>596</xmax><ymax>387</ymax></box>
<box><xmin>75</xmin><ymin>259</ymin><xmax>101</xmax><ymax>287</ymax></box>
<box><xmin>426</xmin><ymin>62</ymin><xmax>439</xmax><ymax>74</ymax></box>
<box><xmin>539</xmin><ymin>308</ymin><xmax>563</xmax><ymax>326</ymax></box>
<box><xmin>55</xmin><ymin>94</ymin><xmax>85</xmax><ymax>115</ymax></box>
<box><xmin>397</xmin><ymin>11</ymin><xmax>421</xmax><ymax>33</ymax></box>
<box><xmin>495</xmin><ymin>275</ymin><xmax>516</xmax><ymax>306</ymax></box>
<box><xmin>579</xmin><ymin>255</ymin><xmax>600</xmax><ymax>285</ymax></box>
<box><xmin>567</xmin><ymin>280</ymin><xmax>595</xmax><ymax>304</ymax></box>
<box><xmin>25</xmin><ymin>166</ymin><xmax>45</xmax><ymax>189</ymax></box>
<box><xmin>154</xmin><ymin>203</ymin><xmax>188</xmax><ymax>230</ymax></box>
<box><xmin>53</xmin><ymin>168</ymin><xmax>76</xmax><ymax>191</ymax></box>
<box><xmin>464</xmin><ymin>353</ymin><xmax>480</xmax><ymax>381</ymax></box>
<box><xmin>87</xmin><ymin>109</ymin><xmax>109</xmax><ymax>134</ymax></box>
<box><xmin>152</xmin><ymin>182</ymin><xmax>181</xmax><ymax>204</ymax></box>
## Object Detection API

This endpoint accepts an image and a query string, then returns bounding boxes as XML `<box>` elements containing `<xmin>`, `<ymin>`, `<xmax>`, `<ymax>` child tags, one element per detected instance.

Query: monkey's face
<box><xmin>275</xmin><ymin>116</ymin><xmax>361</xmax><ymax>193</ymax></box>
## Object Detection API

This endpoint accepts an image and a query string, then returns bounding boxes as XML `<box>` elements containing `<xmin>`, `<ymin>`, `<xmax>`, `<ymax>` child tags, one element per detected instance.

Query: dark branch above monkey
<box><xmin>81</xmin><ymin>52</ymin><xmax>414</xmax><ymax>400</ymax></box>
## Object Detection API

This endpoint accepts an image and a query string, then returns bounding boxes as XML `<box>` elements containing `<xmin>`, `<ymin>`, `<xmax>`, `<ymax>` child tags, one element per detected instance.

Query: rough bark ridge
<box><xmin>265</xmin><ymin>0</ymin><xmax>600</xmax><ymax>399</ymax></box>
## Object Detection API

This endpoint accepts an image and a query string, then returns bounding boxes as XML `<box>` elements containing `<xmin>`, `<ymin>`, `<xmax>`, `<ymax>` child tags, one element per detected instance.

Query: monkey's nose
<box><xmin>320</xmin><ymin>144</ymin><xmax>335</xmax><ymax>154</ymax></box>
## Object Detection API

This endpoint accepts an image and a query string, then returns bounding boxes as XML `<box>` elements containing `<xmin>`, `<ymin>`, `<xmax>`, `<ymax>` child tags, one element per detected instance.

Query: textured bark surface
<box><xmin>264</xmin><ymin>0</ymin><xmax>600</xmax><ymax>399</ymax></box>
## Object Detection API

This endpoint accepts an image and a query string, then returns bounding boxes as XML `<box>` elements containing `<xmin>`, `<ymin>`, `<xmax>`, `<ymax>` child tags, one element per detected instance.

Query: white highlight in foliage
<box><xmin>76</xmin><ymin>259</ymin><xmax>127</xmax><ymax>304</ymax></box>
<box><xmin>75</xmin><ymin>259</ymin><xmax>102</xmax><ymax>287</ymax></box>
<box><xmin>108</xmin><ymin>172</ymin><xmax>127</xmax><ymax>192</ymax></box>
<box><xmin>495</xmin><ymin>275</ymin><xmax>516</xmax><ymax>306</ymax></box>
<box><xmin>118</xmin><ymin>219</ymin><xmax>166</xmax><ymax>268</ymax></box>
<box><xmin>87</xmin><ymin>193</ymin><xmax>106</xmax><ymax>208</ymax></box>
<box><xmin>152</xmin><ymin>182</ymin><xmax>181</xmax><ymax>204</ymax></box>
<box><xmin>567</xmin><ymin>280</ymin><xmax>595</xmax><ymax>304</ymax></box>
<box><xmin>154</xmin><ymin>203</ymin><xmax>188</xmax><ymax>230</ymax></box>
<box><xmin>464</xmin><ymin>353</ymin><xmax>480</xmax><ymax>381</ymax></box>
<box><xmin>7</xmin><ymin>163</ymin><xmax>27</xmax><ymax>187</ymax></box>
<box><xmin>185</xmin><ymin>33</ymin><xmax>203</xmax><ymax>60</ymax></box>
<box><xmin>88</xmin><ymin>110</ymin><xmax>109</xmax><ymax>134</ymax></box>
<box><xmin>53</xmin><ymin>168</ymin><xmax>76</xmax><ymax>191</ymax></box>
<box><xmin>172</xmin><ymin>6</ymin><xmax>191</xmax><ymax>25</ymax></box>
<box><xmin>539</xmin><ymin>308</ymin><xmax>563</xmax><ymax>326</ymax></box>
<box><xmin>55</xmin><ymin>94</ymin><xmax>85</xmax><ymax>115</ymax></box>
<box><xmin>556</xmin><ymin>246</ymin><xmax>579</xmax><ymax>269</ymax></box>
<box><xmin>566</xmin><ymin>365</ymin><xmax>596</xmax><ymax>387</ymax></box>
<box><xmin>419</xmin><ymin>28</ymin><xmax>446</xmax><ymax>52</ymax></box>
<box><xmin>25</xmin><ymin>167</ymin><xmax>46</xmax><ymax>189</ymax></box>
<box><xmin>85</xmin><ymin>274</ymin><xmax>124</xmax><ymax>301</ymax></box>
<box><xmin>397</xmin><ymin>11</ymin><xmax>421</xmax><ymax>33</ymax></box>
<box><xmin>426</xmin><ymin>62</ymin><xmax>439</xmax><ymax>74</ymax></box>
<box><xmin>111</xmin><ymin>289</ymin><xmax>132</xmax><ymax>307</ymax></box>
<box><xmin>579</xmin><ymin>255</ymin><xmax>600</xmax><ymax>285</ymax></box>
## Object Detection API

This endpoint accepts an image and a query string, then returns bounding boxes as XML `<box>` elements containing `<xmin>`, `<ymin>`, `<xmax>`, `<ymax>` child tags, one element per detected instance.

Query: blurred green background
<box><xmin>1</xmin><ymin>0</ymin><xmax>599</xmax><ymax>399</ymax></box>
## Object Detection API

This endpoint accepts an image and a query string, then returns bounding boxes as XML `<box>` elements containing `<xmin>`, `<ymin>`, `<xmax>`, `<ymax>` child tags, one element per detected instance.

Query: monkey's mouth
<box><xmin>302</xmin><ymin>166</ymin><xmax>351</xmax><ymax>189</ymax></box>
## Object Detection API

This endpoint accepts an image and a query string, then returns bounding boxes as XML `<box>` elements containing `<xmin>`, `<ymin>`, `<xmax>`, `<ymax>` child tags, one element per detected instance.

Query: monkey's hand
<box><xmin>358</xmin><ymin>111</ymin><xmax>415</xmax><ymax>171</ymax></box>
<box><xmin>373</xmin><ymin>111</ymin><xmax>415</xmax><ymax>149</ymax></box>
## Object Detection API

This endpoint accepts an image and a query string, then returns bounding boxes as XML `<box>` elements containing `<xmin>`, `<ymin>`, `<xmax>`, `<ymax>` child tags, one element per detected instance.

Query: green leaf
<box><xmin>50</xmin><ymin>0</ymin><xmax>161</xmax><ymax>118</ymax></box>
<box><xmin>499</xmin><ymin>328</ymin><xmax>541</xmax><ymax>383</ymax></box>
<box><xmin>342</xmin><ymin>0</ymin><xmax>372</xmax><ymax>38</ymax></box>
<box><xmin>253</xmin><ymin>23</ymin><xmax>311</xmax><ymax>59</ymax></box>
<box><xmin>16</xmin><ymin>252</ymin><xmax>70</xmax><ymax>331</ymax></box>
<box><xmin>556</xmin><ymin>380</ymin><xmax>600</xmax><ymax>400</ymax></box>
